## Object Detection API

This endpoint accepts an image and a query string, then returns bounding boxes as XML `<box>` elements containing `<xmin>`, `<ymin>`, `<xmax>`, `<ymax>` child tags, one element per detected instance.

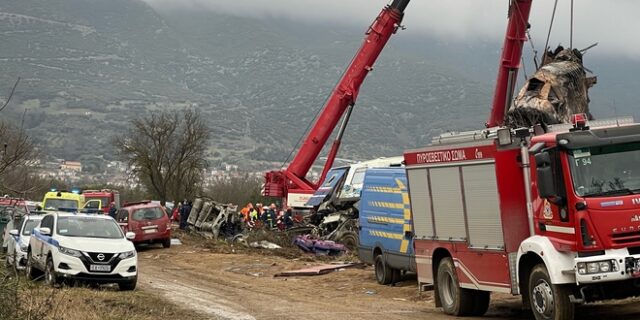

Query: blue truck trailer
<box><xmin>358</xmin><ymin>167</ymin><xmax>415</xmax><ymax>285</ymax></box>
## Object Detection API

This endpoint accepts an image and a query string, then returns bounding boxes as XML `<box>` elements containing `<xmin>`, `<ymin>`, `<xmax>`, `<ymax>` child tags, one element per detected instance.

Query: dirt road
<box><xmin>137</xmin><ymin>242</ymin><xmax>640</xmax><ymax>320</ymax></box>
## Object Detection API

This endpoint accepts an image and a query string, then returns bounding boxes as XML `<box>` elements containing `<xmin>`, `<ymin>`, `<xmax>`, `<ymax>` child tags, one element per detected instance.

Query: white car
<box><xmin>27</xmin><ymin>212</ymin><xmax>138</xmax><ymax>290</ymax></box>
<box><xmin>5</xmin><ymin>214</ymin><xmax>43</xmax><ymax>270</ymax></box>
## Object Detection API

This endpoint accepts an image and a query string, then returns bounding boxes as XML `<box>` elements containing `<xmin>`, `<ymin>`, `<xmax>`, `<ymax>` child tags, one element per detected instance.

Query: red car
<box><xmin>115</xmin><ymin>201</ymin><xmax>171</xmax><ymax>248</ymax></box>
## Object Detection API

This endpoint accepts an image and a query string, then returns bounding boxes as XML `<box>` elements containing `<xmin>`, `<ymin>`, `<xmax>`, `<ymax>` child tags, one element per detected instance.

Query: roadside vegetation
<box><xmin>0</xmin><ymin>253</ymin><xmax>207</xmax><ymax>320</ymax></box>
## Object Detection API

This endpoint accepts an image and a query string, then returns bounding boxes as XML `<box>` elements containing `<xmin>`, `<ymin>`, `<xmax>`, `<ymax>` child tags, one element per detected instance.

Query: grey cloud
<box><xmin>142</xmin><ymin>0</ymin><xmax>640</xmax><ymax>58</ymax></box>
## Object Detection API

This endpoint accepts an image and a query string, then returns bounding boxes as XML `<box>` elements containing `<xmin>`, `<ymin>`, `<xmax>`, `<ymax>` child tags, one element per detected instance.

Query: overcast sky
<box><xmin>142</xmin><ymin>0</ymin><xmax>639</xmax><ymax>59</ymax></box>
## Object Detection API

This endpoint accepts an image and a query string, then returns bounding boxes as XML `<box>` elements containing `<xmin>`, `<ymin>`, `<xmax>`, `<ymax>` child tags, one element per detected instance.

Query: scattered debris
<box><xmin>249</xmin><ymin>240</ymin><xmax>282</xmax><ymax>250</ymax></box>
<box><xmin>170</xmin><ymin>239</ymin><xmax>182</xmax><ymax>246</ymax></box>
<box><xmin>274</xmin><ymin>262</ymin><xmax>363</xmax><ymax>277</ymax></box>
<box><xmin>293</xmin><ymin>234</ymin><xmax>346</xmax><ymax>256</ymax></box>
<box><xmin>365</xmin><ymin>290</ymin><xmax>376</xmax><ymax>295</ymax></box>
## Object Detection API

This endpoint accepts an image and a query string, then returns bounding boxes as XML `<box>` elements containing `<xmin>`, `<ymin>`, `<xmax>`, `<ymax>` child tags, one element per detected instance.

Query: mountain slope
<box><xmin>2</xmin><ymin>0</ymin><xmax>501</xmax><ymax>170</ymax></box>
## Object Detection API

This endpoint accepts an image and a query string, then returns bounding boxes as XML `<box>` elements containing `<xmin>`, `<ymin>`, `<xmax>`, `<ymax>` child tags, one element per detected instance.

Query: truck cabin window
<box><xmin>569</xmin><ymin>142</ymin><xmax>640</xmax><ymax>197</ymax></box>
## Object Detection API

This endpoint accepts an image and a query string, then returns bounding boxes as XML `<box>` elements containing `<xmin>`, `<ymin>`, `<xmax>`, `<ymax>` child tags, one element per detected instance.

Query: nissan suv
<box><xmin>27</xmin><ymin>212</ymin><xmax>138</xmax><ymax>290</ymax></box>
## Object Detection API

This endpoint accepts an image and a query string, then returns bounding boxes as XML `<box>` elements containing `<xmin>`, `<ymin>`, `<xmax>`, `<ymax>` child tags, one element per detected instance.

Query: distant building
<box><xmin>60</xmin><ymin>160</ymin><xmax>82</xmax><ymax>172</ymax></box>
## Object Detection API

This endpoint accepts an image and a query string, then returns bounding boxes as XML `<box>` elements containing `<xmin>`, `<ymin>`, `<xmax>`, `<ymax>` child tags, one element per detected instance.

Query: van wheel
<box><xmin>529</xmin><ymin>264</ymin><xmax>574</xmax><ymax>320</ymax></box>
<box><xmin>26</xmin><ymin>252</ymin><xmax>40</xmax><ymax>281</ymax></box>
<box><xmin>374</xmin><ymin>254</ymin><xmax>393</xmax><ymax>285</ymax></box>
<box><xmin>162</xmin><ymin>238</ymin><xmax>171</xmax><ymax>248</ymax></box>
<box><xmin>44</xmin><ymin>257</ymin><xmax>61</xmax><ymax>287</ymax></box>
<box><xmin>119</xmin><ymin>277</ymin><xmax>137</xmax><ymax>291</ymax></box>
<box><xmin>436</xmin><ymin>257</ymin><xmax>475</xmax><ymax>316</ymax></box>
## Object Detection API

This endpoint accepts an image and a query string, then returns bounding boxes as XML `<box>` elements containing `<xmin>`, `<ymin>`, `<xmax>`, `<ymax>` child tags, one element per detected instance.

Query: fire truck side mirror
<box><xmin>535</xmin><ymin>152</ymin><xmax>558</xmax><ymax>199</ymax></box>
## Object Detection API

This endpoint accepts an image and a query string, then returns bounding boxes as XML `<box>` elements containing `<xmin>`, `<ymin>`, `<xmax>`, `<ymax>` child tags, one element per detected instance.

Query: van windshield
<box><xmin>56</xmin><ymin>217</ymin><xmax>123</xmax><ymax>239</ymax></box>
<box><xmin>43</xmin><ymin>199</ymin><xmax>78</xmax><ymax>211</ymax></box>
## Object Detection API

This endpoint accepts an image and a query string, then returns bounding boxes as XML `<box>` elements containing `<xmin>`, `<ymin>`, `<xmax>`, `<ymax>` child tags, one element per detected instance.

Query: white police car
<box><xmin>27</xmin><ymin>212</ymin><xmax>138</xmax><ymax>290</ymax></box>
<box><xmin>5</xmin><ymin>214</ymin><xmax>43</xmax><ymax>270</ymax></box>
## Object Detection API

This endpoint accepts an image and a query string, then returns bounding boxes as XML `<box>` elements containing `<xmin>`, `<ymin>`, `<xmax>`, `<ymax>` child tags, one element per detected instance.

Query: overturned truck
<box><xmin>186</xmin><ymin>198</ymin><xmax>241</xmax><ymax>241</ymax></box>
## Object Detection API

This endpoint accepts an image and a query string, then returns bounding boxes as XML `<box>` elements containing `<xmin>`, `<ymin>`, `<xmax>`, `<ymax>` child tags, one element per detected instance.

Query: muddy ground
<box><xmin>135</xmin><ymin>236</ymin><xmax>640</xmax><ymax>320</ymax></box>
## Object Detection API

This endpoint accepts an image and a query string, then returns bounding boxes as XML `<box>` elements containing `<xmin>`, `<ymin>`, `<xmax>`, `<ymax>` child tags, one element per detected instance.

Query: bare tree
<box><xmin>0</xmin><ymin>121</ymin><xmax>35</xmax><ymax>181</ymax></box>
<box><xmin>112</xmin><ymin>109</ymin><xmax>210</xmax><ymax>203</ymax></box>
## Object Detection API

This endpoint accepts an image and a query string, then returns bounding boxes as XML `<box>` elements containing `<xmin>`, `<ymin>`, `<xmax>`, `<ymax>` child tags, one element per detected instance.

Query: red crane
<box><xmin>263</xmin><ymin>0</ymin><xmax>411</xmax><ymax>207</ymax></box>
<box><xmin>487</xmin><ymin>0</ymin><xmax>533</xmax><ymax>127</ymax></box>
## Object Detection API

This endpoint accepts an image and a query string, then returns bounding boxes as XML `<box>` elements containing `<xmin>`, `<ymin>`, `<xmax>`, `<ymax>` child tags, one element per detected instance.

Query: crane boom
<box><xmin>487</xmin><ymin>0</ymin><xmax>533</xmax><ymax>127</ymax></box>
<box><xmin>263</xmin><ymin>0</ymin><xmax>410</xmax><ymax>206</ymax></box>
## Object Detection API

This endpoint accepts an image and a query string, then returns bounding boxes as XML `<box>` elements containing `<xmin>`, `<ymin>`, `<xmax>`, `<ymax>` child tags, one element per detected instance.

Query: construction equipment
<box><xmin>263</xmin><ymin>0</ymin><xmax>411</xmax><ymax>208</ymax></box>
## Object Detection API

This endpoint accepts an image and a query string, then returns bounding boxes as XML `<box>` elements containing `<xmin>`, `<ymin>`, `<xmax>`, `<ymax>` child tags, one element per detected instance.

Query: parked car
<box><xmin>5</xmin><ymin>214</ymin><xmax>44</xmax><ymax>270</ymax></box>
<box><xmin>115</xmin><ymin>201</ymin><xmax>171</xmax><ymax>248</ymax></box>
<box><xmin>1</xmin><ymin>202</ymin><xmax>28</xmax><ymax>253</ymax></box>
<box><xmin>27</xmin><ymin>212</ymin><xmax>138</xmax><ymax>290</ymax></box>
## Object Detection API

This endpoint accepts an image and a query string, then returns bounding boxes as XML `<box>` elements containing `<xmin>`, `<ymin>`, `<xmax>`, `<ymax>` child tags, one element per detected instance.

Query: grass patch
<box><xmin>0</xmin><ymin>253</ymin><xmax>207</xmax><ymax>320</ymax></box>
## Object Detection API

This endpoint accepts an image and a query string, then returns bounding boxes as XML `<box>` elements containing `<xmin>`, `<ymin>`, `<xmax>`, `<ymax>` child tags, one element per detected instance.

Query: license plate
<box><xmin>90</xmin><ymin>264</ymin><xmax>111</xmax><ymax>272</ymax></box>
<box><xmin>144</xmin><ymin>228</ymin><xmax>158</xmax><ymax>234</ymax></box>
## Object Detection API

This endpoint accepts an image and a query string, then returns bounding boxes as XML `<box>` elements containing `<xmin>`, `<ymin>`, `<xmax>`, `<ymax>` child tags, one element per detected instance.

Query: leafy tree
<box><xmin>112</xmin><ymin>109</ymin><xmax>210</xmax><ymax>204</ymax></box>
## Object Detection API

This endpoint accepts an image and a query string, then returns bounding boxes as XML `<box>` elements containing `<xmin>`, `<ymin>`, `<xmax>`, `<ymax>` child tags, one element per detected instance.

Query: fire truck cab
<box><xmin>405</xmin><ymin>117</ymin><xmax>640</xmax><ymax>320</ymax></box>
<box><xmin>83</xmin><ymin>189</ymin><xmax>120</xmax><ymax>214</ymax></box>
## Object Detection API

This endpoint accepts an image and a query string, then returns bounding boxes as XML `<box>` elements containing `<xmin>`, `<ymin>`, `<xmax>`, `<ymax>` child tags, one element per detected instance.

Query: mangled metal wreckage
<box><xmin>506</xmin><ymin>45</ymin><xmax>597</xmax><ymax>128</ymax></box>
<box><xmin>186</xmin><ymin>198</ymin><xmax>242</xmax><ymax>241</ymax></box>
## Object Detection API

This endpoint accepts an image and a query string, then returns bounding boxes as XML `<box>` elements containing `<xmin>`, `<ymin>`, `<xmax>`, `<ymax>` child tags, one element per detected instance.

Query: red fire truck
<box><xmin>405</xmin><ymin>116</ymin><xmax>640</xmax><ymax>320</ymax></box>
<box><xmin>83</xmin><ymin>189</ymin><xmax>121</xmax><ymax>214</ymax></box>
<box><xmin>402</xmin><ymin>0</ymin><xmax>640</xmax><ymax>319</ymax></box>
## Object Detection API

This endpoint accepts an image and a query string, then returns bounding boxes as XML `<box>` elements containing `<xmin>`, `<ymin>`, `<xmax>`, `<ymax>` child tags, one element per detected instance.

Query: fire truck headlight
<box><xmin>587</xmin><ymin>262</ymin><xmax>600</xmax><ymax>274</ymax></box>
<box><xmin>599</xmin><ymin>261</ymin><xmax>611</xmax><ymax>273</ymax></box>
<box><xmin>577</xmin><ymin>262</ymin><xmax>587</xmax><ymax>275</ymax></box>
<box><xmin>578</xmin><ymin>260</ymin><xmax>618</xmax><ymax>275</ymax></box>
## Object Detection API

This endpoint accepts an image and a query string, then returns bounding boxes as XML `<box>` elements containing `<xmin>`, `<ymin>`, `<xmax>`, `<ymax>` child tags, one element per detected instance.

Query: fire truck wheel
<box><xmin>436</xmin><ymin>257</ymin><xmax>475</xmax><ymax>316</ymax></box>
<box><xmin>471</xmin><ymin>290</ymin><xmax>491</xmax><ymax>316</ymax></box>
<box><xmin>374</xmin><ymin>254</ymin><xmax>393</xmax><ymax>285</ymax></box>
<box><xmin>528</xmin><ymin>264</ymin><xmax>574</xmax><ymax>320</ymax></box>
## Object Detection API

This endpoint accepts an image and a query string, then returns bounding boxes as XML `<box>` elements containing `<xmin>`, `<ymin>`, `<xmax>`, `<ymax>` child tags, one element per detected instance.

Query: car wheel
<box><xmin>119</xmin><ymin>277</ymin><xmax>137</xmax><ymax>291</ymax></box>
<box><xmin>26</xmin><ymin>252</ymin><xmax>40</xmax><ymax>281</ymax></box>
<box><xmin>44</xmin><ymin>257</ymin><xmax>61</xmax><ymax>287</ymax></box>
<box><xmin>162</xmin><ymin>238</ymin><xmax>171</xmax><ymax>248</ymax></box>
<box><xmin>374</xmin><ymin>254</ymin><xmax>393</xmax><ymax>285</ymax></box>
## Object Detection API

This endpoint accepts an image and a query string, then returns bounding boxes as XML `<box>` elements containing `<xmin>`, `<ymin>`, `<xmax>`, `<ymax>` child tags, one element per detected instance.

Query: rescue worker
<box><xmin>108</xmin><ymin>202</ymin><xmax>117</xmax><ymax>219</ymax></box>
<box><xmin>249</xmin><ymin>207</ymin><xmax>258</xmax><ymax>222</ymax></box>
<box><xmin>179</xmin><ymin>200</ymin><xmax>192</xmax><ymax>230</ymax></box>
<box><xmin>261</xmin><ymin>203</ymin><xmax>277</xmax><ymax>229</ymax></box>
<box><xmin>283</xmin><ymin>208</ymin><xmax>294</xmax><ymax>229</ymax></box>
<box><xmin>172</xmin><ymin>202</ymin><xmax>182</xmax><ymax>222</ymax></box>
<box><xmin>240</xmin><ymin>203</ymin><xmax>253</xmax><ymax>222</ymax></box>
